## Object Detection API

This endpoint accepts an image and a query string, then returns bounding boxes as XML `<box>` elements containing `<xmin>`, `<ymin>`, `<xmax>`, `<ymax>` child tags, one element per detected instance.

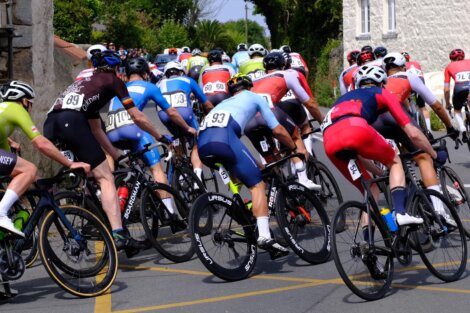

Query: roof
<box><xmin>54</xmin><ymin>35</ymin><xmax>87</xmax><ymax>61</ymax></box>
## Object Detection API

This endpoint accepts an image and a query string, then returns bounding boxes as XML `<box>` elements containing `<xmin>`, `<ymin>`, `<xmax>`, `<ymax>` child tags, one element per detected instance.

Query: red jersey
<box><xmin>199</xmin><ymin>64</ymin><xmax>236</xmax><ymax>95</ymax></box>
<box><xmin>444</xmin><ymin>59</ymin><xmax>470</xmax><ymax>87</ymax></box>
<box><xmin>406</xmin><ymin>61</ymin><xmax>424</xmax><ymax>78</ymax></box>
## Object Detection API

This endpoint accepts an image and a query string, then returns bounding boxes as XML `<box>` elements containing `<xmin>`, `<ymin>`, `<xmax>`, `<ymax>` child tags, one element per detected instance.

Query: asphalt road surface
<box><xmin>1</xmin><ymin>106</ymin><xmax>470</xmax><ymax>313</ymax></box>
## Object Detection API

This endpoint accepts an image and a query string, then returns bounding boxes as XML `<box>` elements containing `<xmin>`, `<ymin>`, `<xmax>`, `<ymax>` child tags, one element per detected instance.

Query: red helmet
<box><xmin>347</xmin><ymin>50</ymin><xmax>360</xmax><ymax>64</ymax></box>
<box><xmin>449</xmin><ymin>49</ymin><xmax>465</xmax><ymax>61</ymax></box>
<box><xmin>401</xmin><ymin>50</ymin><xmax>410</xmax><ymax>62</ymax></box>
<box><xmin>357</xmin><ymin>51</ymin><xmax>375</xmax><ymax>66</ymax></box>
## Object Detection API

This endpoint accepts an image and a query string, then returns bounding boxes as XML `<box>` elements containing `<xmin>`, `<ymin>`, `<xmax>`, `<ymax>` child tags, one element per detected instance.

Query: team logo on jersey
<box><xmin>31</xmin><ymin>125</ymin><xmax>39</xmax><ymax>133</ymax></box>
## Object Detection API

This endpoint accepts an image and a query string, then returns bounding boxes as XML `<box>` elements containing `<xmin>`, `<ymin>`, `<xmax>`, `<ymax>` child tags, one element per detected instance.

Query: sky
<box><xmin>210</xmin><ymin>0</ymin><xmax>270</xmax><ymax>36</ymax></box>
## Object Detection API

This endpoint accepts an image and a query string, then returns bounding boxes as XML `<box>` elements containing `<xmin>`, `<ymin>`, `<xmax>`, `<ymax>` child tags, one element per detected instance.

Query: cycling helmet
<box><xmin>361</xmin><ymin>45</ymin><xmax>373</xmax><ymax>52</ymax></box>
<box><xmin>188</xmin><ymin>65</ymin><xmax>202</xmax><ymax>81</ymax></box>
<box><xmin>263</xmin><ymin>52</ymin><xmax>286</xmax><ymax>71</ymax></box>
<box><xmin>280</xmin><ymin>45</ymin><xmax>292</xmax><ymax>54</ymax></box>
<box><xmin>86</xmin><ymin>44</ymin><xmax>107</xmax><ymax>60</ymax></box>
<box><xmin>347</xmin><ymin>50</ymin><xmax>361</xmax><ymax>64</ymax></box>
<box><xmin>356</xmin><ymin>50</ymin><xmax>375</xmax><ymax>66</ymax></box>
<box><xmin>282</xmin><ymin>52</ymin><xmax>292</xmax><ymax>69</ymax></box>
<box><xmin>383</xmin><ymin>52</ymin><xmax>406</xmax><ymax>70</ymax></box>
<box><xmin>207</xmin><ymin>49</ymin><xmax>223</xmax><ymax>64</ymax></box>
<box><xmin>0</xmin><ymin>80</ymin><xmax>35</xmax><ymax>101</ymax></box>
<box><xmin>449</xmin><ymin>49</ymin><xmax>465</xmax><ymax>61</ymax></box>
<box><xmin>181</xmin><ymin>46</ymin><xmax>191</xmax><ymax>53</ymax></box>
<box><xmin>168</xmin><ymin>48</ymin><xmax>178</xmax><ymax>55</ymax></box>
<box><xmin>374</xmin><ymin>46</ymin><xmax>388</xmax><ymax>58</ymax></box>
<box><xmin>237</xmin><ymin>43</ymin><xmax>247</xmax><ymax>51</ymax></box>
<box><xmin>164</xmin><ymin>61</ymin><xmax>184</xmax><ymax>77</ymax></box>
<box><xmin>248</xmin><ymin>44</ymin><xmax>267</xmax><ymax>57</ymax></box>
<box><xmin>91</xmin><ymin>50</ymin><xmax>121</xmax><ymax>68</ymax></box>
<box><xmin>227</xmin><ymin>73</ymin><xmax>253</xmax><ymax>94</ymax></box>
<box><xmin>125</xmin><ymin>57</ymin><xmax>150</xmax><ymax>77</ymax></box>
<box><xmin>355</xmin><ymin>65</ymin><xmax>387</xmax><ymax>89</ymax></box>
<box><xmin>192</xmin><ymin>48</ymin><xmax>202</xmax><ymax>56</ymax></box>
<box><xmin>222</xmin><ymin>53</ymin><xmax>231</xmax><ymax>63</ymax></box>
<box><xmin>401</xmin><ymin>50</ymin><xmax>411</xmax><ymax>62</ymax></box>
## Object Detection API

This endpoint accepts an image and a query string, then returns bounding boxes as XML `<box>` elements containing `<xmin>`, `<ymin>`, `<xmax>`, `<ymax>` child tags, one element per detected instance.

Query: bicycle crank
<box><xmin>0</xmin><ymin>249</ymin><xmax>25</xmax><ymax>281</ymax></box>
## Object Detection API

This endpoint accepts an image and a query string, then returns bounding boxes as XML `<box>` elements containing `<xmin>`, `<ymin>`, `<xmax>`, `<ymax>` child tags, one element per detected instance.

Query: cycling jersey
<box><xmin>339</xmin><ymin>64</ymin><xmax>357</xmax><ymax>95</ymax></box>
<box><xmin>186</xmin><ymin>56</ymin><xmax>208</xmax><ymax>71</ymax></box>
<box><xmin>231</xmin><ymin>51</ymin><xmax>250</xmax><ymax>69</ymax></box>
<box><xmin>444</xmin><ymin>59</ymin><xmax>470</xmax><ymax>109</ymax></box>
<box><xmin>0</xmin><ymin>101</ymin><xmax>41</xmax><ymax>150</ymax></box>
<box><xmin>75</xmin><ymin>68</ymin><xmax>95</xmax><ymax>81</ymax></box>
<box><xmin>385</xmin><ymin>71</ymin><xmax>436</xmax><ymax>106</ymax></box>
<box><xmin>178</xmin><ymin>52</ymin><xmax>192</xmax><ymax>68</ymax></box>
<box><xmin>290</xmin><ymin>52</ymin><xmax>309</xmax><ymax>77</ymax></box>
<box><xmin>406</xmin><ymin>61</ymin><xmax>424</xmax><ymax>78</ymax></box>
<box><xmin>199</xmin><ymin>64</ymin><xmax>236</xmax><ymax>96</ymax></box>
<box><xmin>238</xmin><ymin>58</ymin><xmax>265</xmax><ymax>80</ymax></box>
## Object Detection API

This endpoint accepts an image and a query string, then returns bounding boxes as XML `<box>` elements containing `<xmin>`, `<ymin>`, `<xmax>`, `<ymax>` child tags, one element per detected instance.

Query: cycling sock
<box><xmin>295</xmin><ymin>162</ymin><xmax>309</xmax><ymax>182</ymax></box>
<box><xmin>193</xmin><ymin>168</ymin><xmax>203</xmax><ymax>181</ymax></box>
<box><xmin>112</xmin><ymin>228</ymin><xmax>124</xmax><ymax>237</ymax></box>
<box><xmin>256</xmin><ymin>216</ymin><xmax>271</xmax><ymax>239</ymax></box>
<box><xmin>427</xmin><ymin>185</ymin><xmax>445</xmax><ymax>215</ymax></box>
<box><xmin>391</xmin><ymin>186</ymin><xmax>407</xmax><ymax>215</ymax></box>
<box><xmin>455</xmin><ymin>113</ymin><xmax>466</xmax><ymax>132</ymax></box>
<box><xmin>0</xmin><ymin>189</ymin><xmax>19</xmax><ymax>217</ymax></box>
<box><xmin>303</xmin><ymin>136</ymin><xmax>313</xmax><ymax>156</ymax></box>
<box><xmin>162</xmin><ymin>197</ymin><xmax>175</xmax><ymax>214</ymax></box>
<box><xmin>425</xmin><ymin>118</ymin><xmax>431</xmax><ymax>131</ymax></box>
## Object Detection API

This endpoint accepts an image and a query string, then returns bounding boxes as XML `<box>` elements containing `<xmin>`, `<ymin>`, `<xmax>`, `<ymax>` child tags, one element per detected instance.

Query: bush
<box><xmin>313</xmin><ymin>38</ymin><xmax>341</xmax><ymax>107</ymax></box>
<box><xmin>430</xmin><ymin>110</ymin><xmax>445</xmax><ymax>131</ymax></box>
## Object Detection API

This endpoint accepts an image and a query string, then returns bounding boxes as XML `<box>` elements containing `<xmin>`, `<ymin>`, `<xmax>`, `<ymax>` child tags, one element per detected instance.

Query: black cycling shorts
<box><xmin>452</xmin><ymin>84</ymin><xmax>470</xmax><ymax>111</ymax></box>
<box><xmin>0</xmin><ymin>149</ymin><xmax>17</xmax><ymax>176</ymax></box>
<box><xmin>277</xmin><ymin>99</ymin><xmax>307</xmax><ymax>127</ymax></box>
<box><xmin>43</xmin><ymin>110</ymin><xmax>106</xmax><ymax>169</ymax></box>
<box><xmin>206</xmin><ymin>93</ymin><xmax>230</xmax><ymax>106</ymax></box>
<box><xmin>372</xmin><ymin>111</ymin><xmax>419</xmax><ymax>153</ymax></box>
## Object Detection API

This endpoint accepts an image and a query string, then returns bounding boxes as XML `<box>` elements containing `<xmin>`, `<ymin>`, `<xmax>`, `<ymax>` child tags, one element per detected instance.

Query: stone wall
<box><xmin>342</xmin><ymin>0</ymin><xmax>470</xmax><ymax>73</ymax></box>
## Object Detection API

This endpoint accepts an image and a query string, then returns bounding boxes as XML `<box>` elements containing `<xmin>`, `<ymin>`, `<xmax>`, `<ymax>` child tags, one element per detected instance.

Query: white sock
<box><xmin>295</xmin><ymin>161</ymin><xmax>309</xmax><ymax>182</ymax></box>
<box><xmin>425</xmin><ymin>118</ymin><xmax>431</xmax><ymax>131</ymax></box>
<box><xmin>427</xmin><ymin>185</ymin><xmax>445</xmax><ymax>215</ymax></box>
<box><xmin>455</xmin><ymin>113</ymin><xmax>466</xmax><ymax>132</ymax></box>
<box><xmin>162</xmin><ymin>198</ymin><xmax>175</xmax><ymax>214</ymax></box>
<box><xmin>256</xmin><ymin>216</ymin><xmax>271</xmax><ymax>239</ymax></box>
<box><xmin>193</xmin><ymin>168</ymin><xmax>203</xmax><ymax>181</ymax></box>
<box><xmin>303</xmin><ymin>136</ymin><xmax>313</xmax><ymax>156</ymax></box>
<box><xmin>0</xmin><ymin>189</ymin><xmax>19</xmax><ymax>217</ymax></box>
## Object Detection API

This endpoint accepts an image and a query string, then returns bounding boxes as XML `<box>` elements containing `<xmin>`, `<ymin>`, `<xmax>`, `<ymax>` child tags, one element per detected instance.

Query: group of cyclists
<box><xmin>0</xmin><ymin>38</ymin><xmax>468</xmax><ymax>299</ymax></box>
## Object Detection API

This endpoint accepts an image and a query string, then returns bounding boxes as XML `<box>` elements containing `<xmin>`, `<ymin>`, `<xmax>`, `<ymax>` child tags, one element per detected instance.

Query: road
<box><xmin>1</xmin><ymin>106</ymin><xmax>470</xmax><ymax>313</ymax></box>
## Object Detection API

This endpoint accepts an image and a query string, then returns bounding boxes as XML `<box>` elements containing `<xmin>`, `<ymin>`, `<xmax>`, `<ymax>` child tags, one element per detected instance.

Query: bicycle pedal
<box><xmin>268</xmin><ymin>249</ymin><xmax>289</xmax><ymax>260</ymax></box>
<box><xmin>124</xmin><ymin>247</ymin><xmax>140</xmax><ymax>259</ymax></box>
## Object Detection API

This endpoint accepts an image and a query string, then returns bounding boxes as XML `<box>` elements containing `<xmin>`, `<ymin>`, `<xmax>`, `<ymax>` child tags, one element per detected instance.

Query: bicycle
<box><xmin>331</xmin><ymin>137</ymin><xmax>467</xmax><ymax>301</ymax></box>
<box><xmin>189</xmin><ymin>151</ymin><xmax>331</xmax><ymax>281</ymax></box>
<box><xmin>448</xmin><ymin>100</ymin><xmax>470</xmax><ymax>151</ymax></box>
<box><xmin>0</xmin><ymin>169</ymin><xmax>118</xmax><ymax>298</ymax></box>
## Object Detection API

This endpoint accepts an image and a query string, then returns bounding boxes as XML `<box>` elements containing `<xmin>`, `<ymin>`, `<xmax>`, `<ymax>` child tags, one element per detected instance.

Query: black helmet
<box><xmin>374</xmin><ymin>46</ymin><xmax>388</xmax><ymax>58</ymax></box>
<box><xmin>207</xmin><ymin>49</ymin><xmax>223</xmax><ymax>64</ymax></box>
<box><xmin>280</xmin><ymin>45</ymin><xmax>292</xmax><ymax>54</ymax></box>
<box><xmin>263</xmin><ymin>52</ymin><xmax>286</xmax><ymax>71</ymax></box>
<box><xmin>282</xmin><ymin>52</ymin><xmax>292</xmax><ymax>69</ymax></box>
<box><xmin>125</xmin><ymin>57</ymin><xmax>150</xmax><ymax>77</ymax></box>
<box><xmin>188</xmin><ymin>65</ymin><xmax>203</xmax><ymax>80</ymax></box>
<box><xmin>227</xmin><ymin>74</ymin><xmax>253</xmax><ymax>94</ymax></box>
<box><xmin>361</xmin><ymin>45</ymin><xmax>373</xmax><ymax>53</ymax></box>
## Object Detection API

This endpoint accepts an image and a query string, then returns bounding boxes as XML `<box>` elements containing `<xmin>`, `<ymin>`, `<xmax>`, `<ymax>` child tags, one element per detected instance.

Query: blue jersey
<box><xmin>232</xmin><ymin>51</ymin><xmax>250</xmax><ymax>69</ymax></box>
<box><xmin>158</xmin><ymin>76</ymin><xmax>207</xmax><ymax>109</ymax></box>
<box><xmin>108</xmin><ymin>80</ymin><xmax>170</xmax><ymax>112</ymax></box>
<box><xmin>204</xmin><ymin>90</ymin><xmax>279</xmax><ymax>133</ymax></box>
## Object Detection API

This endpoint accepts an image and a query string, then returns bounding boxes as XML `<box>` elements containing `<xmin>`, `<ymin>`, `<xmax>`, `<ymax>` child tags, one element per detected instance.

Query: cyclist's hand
<box><xmin>187</xmin><ymin>127</ymin><xmax>197</xmax><ymax>137</ymax></box>
<box><xmin>433</xmin><ymin>149</ymin><xmax>448</xmax><ymax>167</ymax></box>
<box><xmin>158</xmin><ymin>134</ymin><xmax>174</xmax><ymax>145</ymax></box>
<box><xmin>70</xmin><ymin>162</ymin><xmax>91</xmax><ymax>174</ymax></box>
<box><xmin>447</xmin><ymin>126</ymin><xmax>460</xmax><ymax>140</ymax></box>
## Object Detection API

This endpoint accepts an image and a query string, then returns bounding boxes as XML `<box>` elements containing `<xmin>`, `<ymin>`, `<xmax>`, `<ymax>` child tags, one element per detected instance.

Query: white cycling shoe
<box><xmin>0</xmin><ymin>216</ymin><xmax>25</xmax><ymax>238</ymax></box>
<box><xmin>298</xmin><ymin>179</ymin><xmax>321</xmax><ymax>191</ymax></box>
<box><xmin>433</xmin><ymin>205</ymin><xmax>457</xmax><ymax>227</ymax></box>
<box><xmin>396</xmin><ymin>213</ymin><xmax>423</xmax><ymax>226</ymax></box>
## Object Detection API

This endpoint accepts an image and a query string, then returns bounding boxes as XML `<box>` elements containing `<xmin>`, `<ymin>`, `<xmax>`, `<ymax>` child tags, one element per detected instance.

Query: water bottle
<box><xmin>14</xmin><ymin>209</ymin><xmax>30</xmax><ymax>231</ymax></box>
<box><xmin>380</xmin><ymin>208</ymin><xmax>398</xmax><ymax>232</ymax></box>
<box><xmin>117</xmin><ymin>186</ymin><xmax>129</xmax><ymax>213</ymax></box>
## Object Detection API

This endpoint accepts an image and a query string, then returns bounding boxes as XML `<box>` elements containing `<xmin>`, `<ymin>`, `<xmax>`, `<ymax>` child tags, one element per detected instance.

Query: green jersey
<box><xmin>238</xmin><ymin>58</ymin><xmax>265</xmax><ymax>80</ymax></box>
<box><xmin>187</xmin><ymin>56</ymin><xmax>209</xmax><ymax>71</ymax></box>
<box><xmin>0</xmin><ymin>101</ymin><xmax>40</xmax><ymax>150</ymax></box>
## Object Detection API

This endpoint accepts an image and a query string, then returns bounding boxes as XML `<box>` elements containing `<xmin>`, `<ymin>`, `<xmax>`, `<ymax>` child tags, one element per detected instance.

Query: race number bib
<box><xmin>61</xmin><ymin>150</ymin><xmax>75</xmax><ymax>162</ymax></box>
<box><xmin>320</xmin><ymin>109</ymin><xmax>333</xmax><ymax>132</ymax></box>
<box><xmin>163</xmin><ymin>92</ymin><xmax>187</xmax><ymax>108</ymax></box>
<box><xmin>407</xmin><ymin>67</ymin><xmax>423</xmax><ymax>77</ymax></box>
<box><xmin>105</xmin><ymin>110</ymin><xmax>134</xmax><ymax>132</ymax></box>
<box><xmin>200</xmin><ymin>111</ymin><xmax>231</xmax><ymax>130</ymax></box>
<box><xmin>291</xmin><ymin>58</ymin><xmax>304</xmax><ymax>68</ymax></box>
<box><xmin>455</xmin><ymin>71</ymin><xmax>470</xmax><ymax>83</ymax></box>
<box><xmin>218</xmin><ymin>165</ymin><xmax>231</xmax><ymax>185</ymax></box>
<box><xmin>62</xmin><ymin>92</ymin><xmax>84</xmax><ymax>110</ymax></box>
<box><xmin>348</xmin><ymin>159</ymin><xmax>361</xmax><ymax>181</ymax></box>
<box><xmin>260</xmin><ymin>140</ymin><xmax>269</xmax><ymax>152</ymax></box>
<box><xmin>203</xmin><ymin>81</ymin><xmax>227</xmax><ymax>94</ymax></box>
<box><xmin>280</xmin><ymin>89</ymin><xmax>296</xmax><ymax>102</ymax></box>
<box><xmin>258</xmin><ymin>93</ymin><xmax>274</xmax><ymax>108</ymax></box>
<box><xmin>247</xmin><ymin>70</ymin><xmax>265</xmax><ymax>80</ymax></box>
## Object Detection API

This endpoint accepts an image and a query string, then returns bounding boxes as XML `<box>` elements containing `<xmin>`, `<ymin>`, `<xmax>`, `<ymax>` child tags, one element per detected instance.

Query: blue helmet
<box><xmin>91</xmin><ymin>50</ymin><xmax>121</xmax><ymax>68</ymax></box>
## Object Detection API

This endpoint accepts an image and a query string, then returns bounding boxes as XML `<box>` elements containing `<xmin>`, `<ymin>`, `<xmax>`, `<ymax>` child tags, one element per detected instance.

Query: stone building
<box><xmin>342</xmin><ymin>0</ymin><xmax>470</xmax><ymax>73</ymax></box>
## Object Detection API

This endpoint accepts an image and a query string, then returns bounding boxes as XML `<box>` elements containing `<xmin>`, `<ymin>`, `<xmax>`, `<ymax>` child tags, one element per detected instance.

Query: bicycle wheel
<box><xmin>201</xmin><ymin>167</ymin><xmax>220</xmax><ymax>193</ymax></box>
<box><xmin>172</xmin><ymin>166</ymin><xmax>205</xmax><ymax>205</ymax></box>
<box><xmin>331</xmin><ymin>201</ymin><xmax>394</xmax><ymax>301</ymax></box>
<box><xmin>440</xmin><ymin>166</ymin><xmax>470</xmax><ymax>237</ymax></box>
<box><xmin>411</xmin><ymin>189</ymin><xmax>467</xmax><ymax>282</ymax></box>
<box><xmin>275</xmin><ymin>182</ymin><xmax>331</xmax><ymax>264</ymax></box>
<box><xmin>189</xmin><ymin>193</ymin><xmax>257</xmax><ymax>281</ymax></box>
<box><xmin>39</xmin><ymin>205</ymin><xmax>118</xmax><ymax>297</ymax></box>
<box><xmin>140</xmin><ymin>183</ymin><xmax>194</xmax><ymax>262</ymax></box>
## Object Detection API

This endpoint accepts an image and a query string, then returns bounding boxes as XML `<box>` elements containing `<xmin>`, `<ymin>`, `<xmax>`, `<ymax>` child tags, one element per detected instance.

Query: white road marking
<box><xmin>464</xmin><ymin>184</ymin><xmax>470</xmax><ymax>188</ymax></box>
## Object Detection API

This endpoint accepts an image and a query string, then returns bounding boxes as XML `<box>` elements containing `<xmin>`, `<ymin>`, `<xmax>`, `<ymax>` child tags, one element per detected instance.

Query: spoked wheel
<box><xmin>411</xmin><ymin>190</ymin><xmax>467</xmax><ymax>282</ymax></box>
<box><xmin>39</xmin><ymin>205</ymin><xmax>118</xmax><ymax>297</ymax></box>
<box><xmin>275</xmin><ymin>182</ymin><xmax>331</xmax><ymax>264</ymax></box>
<box><xmin>140</xmin><ymin>183</ymin><xmax>194</xmax><ymax>262</ymax></box>
<box><xmin>440</xmin><ymin>166</ymin><xmax>470</xmax><ymax>237</ymax></box>
<box><xmin>331</xmin><ymin>201</ymin><xmax>394</xmax><ymax>301</ymax></box>
<box><xmin>172</xmin><ymin>166</ymin><xmax>205</xmax><ymax>205</ymax></box>
<box><xmin>189</xmin><ymin>193</ymin><xmax>257</xmax><ymax>281</ymax></box>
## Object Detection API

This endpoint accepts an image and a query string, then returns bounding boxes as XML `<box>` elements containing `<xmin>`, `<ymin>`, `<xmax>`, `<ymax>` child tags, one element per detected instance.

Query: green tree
<box><xmin>223</xmin><ymin>20</ymin><xmax>268</xmax><ymax>49</ymax></box>
<box><xmin>156</xmin><ymin>20</ymin><xmax>190</xmax><ymax>52</ymax></box>
<box><xmin>194</xmin><ymin>20</ymin><xmax>231</xmax><ymax>51</ymax></box>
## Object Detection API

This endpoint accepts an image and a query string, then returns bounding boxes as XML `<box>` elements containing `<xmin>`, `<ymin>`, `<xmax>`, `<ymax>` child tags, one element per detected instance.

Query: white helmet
<box><xmin>86</xmin><ymin>44</ymin><xmax>107</xmax><ymax>60</ymax></box>
<box><xmin>248</xmin><ymin>44</ymin><xmax>267</xmax><ymax>57</ymax></box>
<box><xmin>164</xmin><ymin>61</ymin><xmax>184</xmax><ymax>76</ymax></box>
<box><xmin>355</xmin><ymin>65</ymin><xmax>387</xmax><ymax>89</ymax></box>
<box><xmin>0</xmin><ymin>80</ymin><xmax>36</xmax><ymax>101</ymax></box>
<box><xmin>383</xmin><ymin>52</ymin><xmax>407</xmax><ymax>69</ymax></box>
<box><xmin>222</xmin><ymin>53</ymin><xmax>231</xmax><ymax>63</ymax></box>
<box><xmin>181</xmin><ymin>46</ymin><xmax>191</xmax><ymax>53</ymax></box>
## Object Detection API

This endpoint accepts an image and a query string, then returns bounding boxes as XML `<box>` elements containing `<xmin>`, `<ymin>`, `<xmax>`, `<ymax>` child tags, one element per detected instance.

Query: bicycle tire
<box><xmin>171</xmin><ymin>166</ymin><xmax>205</xmax><ymax>204</ymax></box>
<box><xmin>439</xmin><ymin>166</ymin><xmax>470</xmax><ymax>237</ymax></box>
<box><xmin>274</xmin><ymin>182</ymin><xmax>331</xmax><ymax>264</ymax></box>
<box><xmin>140</xmin><ymin>183</ymin><xmax>194</xmax><ymax>262</ymax></box>
<box><xmin>411</xmin><ymin>189</ymin><xmax>467</xmax><ymax>282</ymax></box>
<box><xmin>39</xmin><ymin>205</ymin><xmax>118</xmax><ymax>297</ymax></box>
<box><xmin>189</xmin><ymin>193</ymin><xmax>257</xmax><ymax>281</ymax></box>
<box><xmin>331</xmin><ymin>201</ymin><xmax>394</xmax><ymax>301</ymax></box>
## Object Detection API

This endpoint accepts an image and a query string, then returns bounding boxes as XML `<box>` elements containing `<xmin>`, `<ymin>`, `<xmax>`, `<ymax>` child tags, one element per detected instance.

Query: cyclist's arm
<box><xmin>126</xmin><ymin>107</ymin><xmax>164</xmax><ymax>141</ymax></box>
<box><xmin>272</xmin><ymin>125</ymin><xmax>296</xmax><ymax>150</ymax></box>
<box><xmin>403</xmin><ymin>123</ymin><xmax>436</xmax><ymax>159</ymax></box>
<box><xmin>443</xmin><ymin>67</ymin><xmax>451</xmax><ymax>108</ymax></box>
<box><xmin>88</xmin><ymin>118</ymin><xmax>121</xmax><ymax>160</ymax></box>
<box><xmin>286</xmin><ymin>70</ymin><xmax>324</xmax><ymax>122</ymax></box>
<box><xmin>165</xmin><ymin>107</ymin><xmax>194</xmax><ymax>132</ymax></box>
<box><xmin>339</xmin><ymin>71</ymin><xmax>348</xmax><ymax>96</ymax></box>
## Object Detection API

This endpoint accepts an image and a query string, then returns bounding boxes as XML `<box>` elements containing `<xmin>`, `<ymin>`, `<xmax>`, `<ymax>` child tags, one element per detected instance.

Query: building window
<box><xmin>388</xmin><ymin>0</ymin><xmax>396</xmax><ymax>32</ymax></box>
<box><xmin>361</xmin><ymin>0</ymin><xmax>370</xmax><ymax>34</ymax></box>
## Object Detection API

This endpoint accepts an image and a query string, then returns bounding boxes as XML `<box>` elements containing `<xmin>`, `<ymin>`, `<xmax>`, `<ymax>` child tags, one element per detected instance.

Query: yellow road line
<box><xmin>94</xmin><ymin>242</ymin><xmax>112</xmax><ymax>313</ymax></box>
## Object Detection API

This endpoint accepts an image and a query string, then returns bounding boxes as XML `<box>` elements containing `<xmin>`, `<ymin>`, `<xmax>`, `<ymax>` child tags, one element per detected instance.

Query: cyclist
<box><xmin>186</xmin><ymin>48</ymin><xmax>208</xmax><ymax>81</ymax></box>
<box><xmin>75</xmin><ymin>44</ymin><xmax>106</xmax><ymax>81</ymax></box>
<box><xmin>444</xmin><ymin>48</ymin><xmax>470</xmax><ymax>142</ymax></box>
<box><xmin>199</xmin><ymin>49</ymin><xmax>236</xmax><ymax>106</ymax></box>
<box><xmin>246</xmin><ymin>52</ymin><xmax>323</xmax><ymax>190</ymax></box>
<box><xmin>106</xmin><ymin>57</ymin><xmax>197</xmax><ymax>229</ymax></box>
<box><xmin>349</xmin><ymin>50</ymin><xmax>376</xmax><ymax>89</ymax></box>
<box><xmin>238</xmin><ymin>44</ymin><xmax>267</xmax><ymax>80</ymax></box>
<box><xmin>280</xmin><ymin>45</ymin><xmax>309</xmax><ymax>78</ymax></box>
<box><xmin>198</xmin><ymin>74</ymin><xmax>294</xmax><ymax>258</ymax></box>
<box><xmin>231</xmin><ymin>43</ymin><xmax>250</xmax><ymax>70</ymax></box>
<box><xmin>373</xmin><ymin>46</ymin><xmax>388</xmax><ymax>64</ymax></box>
<box><xmin>339</xmin><ymin>50</ymin><xmax>360</xmax><ymax>95</ymax></box>
<box><xmin>158</xmin><ymin>61</ymin><xmax>213</xmax><ymax>182</ymax></box>
<box><xmin>44</xmin><ymin>50</ymin><xmax>169</xmax><ymax>250</ymax></box>
<box><xmin>222</xmin><ymin>52</ymin><xmax>237</xmax><ymax>73</ymax></box>
<box><xmin>322</xmin><ymin>65</ymin><xmax>445</xmax><ymax>227</ymax></box>
<box><xmin>0</xmin><ymin>81</ymin><xmax>90</xmax><ymax>236</ymax></box>
<box><xmin>178</xmin><ymin>46</ymin><xmax>192</xmax><ymax>69</ymax></box>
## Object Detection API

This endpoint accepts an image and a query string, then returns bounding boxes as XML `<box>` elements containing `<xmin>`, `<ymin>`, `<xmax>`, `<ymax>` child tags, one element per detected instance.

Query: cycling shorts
<box><xmin>198</xmin><ymin>118</ymin><xmax>262</xmax><ymax>188</ymax></box>
<box><xmin>0</xmin><ymin>149</ymin><xmax>17</xmax><ymax>176</ymax></box>
<box><xmin>43</xmin><ymin>110</ymin><xmax>106</xmax><ymax>169</ymax></box>
<box><xmin>277</xmin><ymin>99</ymin><xmax>307</xmax><ymax>127</ymax></box>
<box><xmin>158</xmin><ymin>107</ymin><xmax>199</xmax><ymax>140</ymax></box>
<box><xmin>323</xmin><ymin>117</ymin><xmax>395</xmax><ymax>192</ymax></box>
<box><xmin>206</xmin><ymin>93</ymin><xmax>230</xmax><ymax>106</ymax></box>
<box><xmin>452</xmin><ymin>83</ymin><xmax>470</xmax><ymax>110</ymax></box>
<box><xmin>372</xmin><ymin>111</ymin><xmax>419</xmax><ymax>153</ymax></box>
<box><xmin>107</xmin><ymin>124</ymin><xmax>160</xmax><ymax>167</ymax></box>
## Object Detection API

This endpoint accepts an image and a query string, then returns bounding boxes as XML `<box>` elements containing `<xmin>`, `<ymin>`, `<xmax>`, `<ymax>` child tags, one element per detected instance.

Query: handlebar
<box><xmin>401</xmin><ymin>133</ymin><xmax>451</xmax><ymax>161</ymax></box>
<box><xmin>35</xmin><ymin>167</ymin><xmax>87</xmax><ymax>190</ymax></box>
<box><xmin>118</xmin><ymin>142</ymin><xmax>172</xmax><ymax>167</ymax></box>
<box><xmin>301</xmin><ymin>119</ymin><xmax>322</xmax><ymax>139</ymax></box>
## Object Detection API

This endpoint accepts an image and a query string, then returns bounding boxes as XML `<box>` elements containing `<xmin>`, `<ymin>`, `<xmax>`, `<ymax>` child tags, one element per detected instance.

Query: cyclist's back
<box><xmin>238</xmin><ymin>58</ymin><xmax>265</xmax><ymax>80</ymax></box>
<box><xmin>0</xmin><ymin>101</ymin><xmax>40</xmax><ymax>150</ymax></box>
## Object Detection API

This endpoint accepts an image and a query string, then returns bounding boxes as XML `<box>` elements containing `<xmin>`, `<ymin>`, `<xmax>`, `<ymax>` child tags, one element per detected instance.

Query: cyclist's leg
<box><xmin>452</xmin><ymin>88</ymin><xmax>467</xmax><ymax>134</ymax></box>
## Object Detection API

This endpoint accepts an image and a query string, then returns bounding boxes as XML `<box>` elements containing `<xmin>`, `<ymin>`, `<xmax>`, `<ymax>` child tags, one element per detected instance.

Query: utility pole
<box><xmin>244</xmin><ymin>0</ymin><xmax>248</xmax><ymax>43</ymax></box>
